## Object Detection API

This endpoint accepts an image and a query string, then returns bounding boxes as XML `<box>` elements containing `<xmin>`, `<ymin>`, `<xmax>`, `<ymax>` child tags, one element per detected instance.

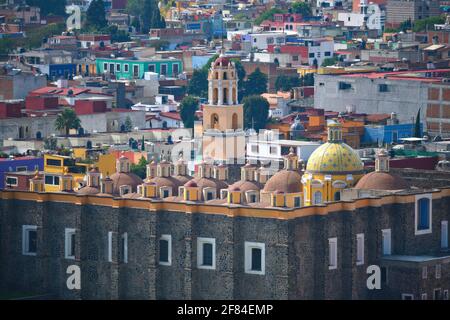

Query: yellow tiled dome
<box><xmin>306</xmin><ymin>142</ymin><xmax>363</xmax><ymax>174</ymax></box>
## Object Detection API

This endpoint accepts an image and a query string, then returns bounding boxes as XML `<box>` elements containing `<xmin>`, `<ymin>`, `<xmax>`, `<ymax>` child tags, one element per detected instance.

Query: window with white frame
<box><xmin>421</xmin><ymin>293</ymin><xmax>427</xmax><ymax>300</ymax></box>
<box><xmin>159</xmin><ymin>234</ymin><xmax>172</xmax><ymax>266</ymax></box>
<box><xmin>124</xmin><ymin>64</ymin><xmax>129</xmax><ymax>72</ymax></box>
<box><xmin>444</xmin><ymin>290</ymin><xmax>449</xmax><ymax>300</ymax></box>
<box><xmin>328</xmin><ymin>237</ymin><xmax>337</xmax><ymax>270</ymax></box>
<box><xmin>22</xmin><ymin>225</ymin><xmax>37</xmax><ymax>256</ymax></box>
<box><xmin>107</xmin><ymin>231</ymin><xmax>113</xmax><ymax>262</ymax></box>
<box><xmin>422</xmin><ymin>266</ymin><xmax>428</xmax><ymax>279</ymax></box>
<box><xmin>197</xmin><ymin>237</ymin><xmax>215</xmax><ymax>270</ymax></box>
<box><xmin>436</xmin><ymin>264</ymin><xmax>441</xmax><ymax>279</ymax></box>
<box><xmin>382</xmin><ymin>229</ymin><xmax>391</xmax><ymax>255</ymax></box>
<box><xmin>16</xmin><ymin>166</ymin><xmax>27</xmax><ymax>172</ymax></box>
<box><xmin>402</xmin><ymin>293</ymin><xmax>414</xmax><ymax>300</ymax></box>
<box><xmin>103</xmin><ymin>62</ymin><xmax>108</xmax><ymax>71</ymax></box>
<box><xmin>294</xmin><ymin>196</ymin><xmax>301</xmax><ymax>207</ymax></box>
<box><xmin>65</xmin><ymin>228</ymin><xmax>76</xmax><ymax>260</ymax></box>
<box><xmin>415</xmin><ymin>194</ymin><xmax>432</xmax><ymax>235</ymax></box>
<box><xmin>160</xmin><ymin>187</ymin><xmax>171</xmax><ymax>198</ymax></box>
<box><xmin>356</xmin><ymin>233</ymin><xmax>364</xmax><ymax>266</ymax></box>
<box><xmin>5</xmin><ymin>176</ymin><xmax>18</xmax><ymax>187</ymax></box>
<box><xmin>120</xmin><ymin>232</ymin><xmax>128</xmax><ymax>263</ymax></box>
<box><xmin>244</xmin><ymin>242</ymin><xmax>265</xmax><ymax>275</ymax></box>
<box><xmin>116</xmin><ymin>64</ymin><xmax>121</xmax><ymax>72</ymax></box>
<box><xmin>433</xmin><ymin>289</ymin><xmax>442</xmax><ymax>300</ymax></box>
<box><xmin>441</xmin><ymin>221</ymin><xmax>448</xmax><ymax>249</ymax></box>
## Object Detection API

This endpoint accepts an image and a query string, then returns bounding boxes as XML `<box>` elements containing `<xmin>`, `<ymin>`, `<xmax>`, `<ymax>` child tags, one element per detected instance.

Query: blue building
<box><xmin>362</xmin><ymin>123</ymin><xmax>423</xmax><ymax>145</ymax></box>
<box><xmin>0</xmin><ymin>157</ymin><xmax>44</xmax><ymax>189</ymax></box>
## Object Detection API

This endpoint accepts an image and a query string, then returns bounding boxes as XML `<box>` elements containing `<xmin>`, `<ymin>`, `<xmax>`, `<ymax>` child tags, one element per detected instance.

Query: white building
<box><xmin>306</xmin><ymin>39</ymin><xmax>334</xmax><ymax>66</ymax></box>
<box><xmin>338</xmin><ymin>2</ymin><xmax>385</xmax><ymax>32</ymax></box>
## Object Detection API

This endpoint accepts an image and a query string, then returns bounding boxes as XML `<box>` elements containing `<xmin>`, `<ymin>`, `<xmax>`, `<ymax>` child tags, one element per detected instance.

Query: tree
<box><xmin>291</xmin><ymin>2</ymin><xmax>312</xmax><ymax>16</ymax></box>
<box><xmin>126</xmin><ymin>0</ymin><xmax>166</xmax><ymax>33</ymax></box>
<box><xmin>180</xmin><ymin>96</ymin><xmax>199</xmax><ymax>128</ymax></box>
<box><xmin>86</xmin><ymin>0</ymin><xmax>108</xmax><ymax>31</ymax></box>
<box><xmin>254</xmin><ymin>8</ymin><xmax>286</xmax><ymax>25</ymax></box>
<box><xmin>414</xmin><ymin>109</ymin><xmax>421</xmax><ymax>138</ymax></box>
<box><xmin>244</xmin><ymin>68</ymin><xmax>268</xmax><ymax>96</ymax></box>
<box><xmin>275</xmin><ymin>75</ymin><xmax>301</xmax><ymax>91</ymax></box>
<box><xmin>131</xmin><ymin>156</ymin><xmax>148</xmax><ymax>179</ymax></box>
<box><xmin>25</xmin><ymin>0</ymin><xmax>66</xmax><ymax>16</ymax></box>
<box><xmin>124</xmin><ymin>116</ymin><xmax>133</xmax><ymax>132</ymax></box>
<box><xmin>301</xmin><ymin>73</ymin><xmax>314</xmax><ymax>86</ymax></box>
<box><xmin>44</xmin><ymin>137</ymin><xmax>57</xmax><ymax>150</ymax></box>
<box><xmin>187</xmin><ymin>69</ymin><xmax>208</xmax><ymax>98</ymax></box>
<box><xmin>230</xmin><ymin>58</ymin><xmax>246</xmax><ymax>101</ymax></box>
<box><xmin>55</xmin><ymin>108</ymin><xmax>81</xmax><ymax>136</ymax></box>
<box><xmin>242</xmin><ymin>95</ymin><xmax>270</xmax><ymax>131</ymax></box>
<box><xmin>321</xmin><ymin>56</ymin><xmax>338</xmax><ymax>67</ymax></box>
<box><xmin>412</xmin><ymin>16</ymin><xmax>446</xmax><ymax>32</ymax></box>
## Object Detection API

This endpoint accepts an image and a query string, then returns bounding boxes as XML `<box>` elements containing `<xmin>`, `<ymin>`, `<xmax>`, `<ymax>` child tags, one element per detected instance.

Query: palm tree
<box><xmin>55</xmin><ymin>108</ymin><xmax>81</xmax><ymax>136</ymax></box>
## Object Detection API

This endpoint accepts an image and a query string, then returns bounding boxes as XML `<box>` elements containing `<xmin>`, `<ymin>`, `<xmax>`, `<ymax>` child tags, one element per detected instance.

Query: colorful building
<box><xmin>0</xmin><ymin>156</ymin><xmax>43</xmax><ymax>189</ymax></box>
<box><xmin>43</xmin><ymin>154</ymin><xmax>90</xmax><ymax>192</ymax></box>
<box><xmin>96</xmin><ymin>57</ymin><xmax>183</xmax><ymax>80</ymax></box>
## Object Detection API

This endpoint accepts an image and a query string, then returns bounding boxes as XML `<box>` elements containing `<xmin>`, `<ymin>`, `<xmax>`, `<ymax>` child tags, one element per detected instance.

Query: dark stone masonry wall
<box><xmin>0</xmin><ymin>193</ymin><xmax>449</xmax><ymax>300</ymax></box>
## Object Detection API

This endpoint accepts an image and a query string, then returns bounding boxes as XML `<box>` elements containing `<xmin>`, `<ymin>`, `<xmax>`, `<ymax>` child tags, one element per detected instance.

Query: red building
<box><xmin>0</xmin><ymin>100</ymin><xmax>23</xmax><ymax>119</ymax></box>
<box><xmin>3</xmin><ymin>171</ymin><xmax>37</xmax><ymax>191</ymax></box>
<box><xmin>74</xmin><ymin>99</ymin><xmax>108</xmax><ymax>115</ymax></box>
<box><xmin>25</xmin><ymin>95</ymin><xmax>59</xmax><ymax>110</ymax></box>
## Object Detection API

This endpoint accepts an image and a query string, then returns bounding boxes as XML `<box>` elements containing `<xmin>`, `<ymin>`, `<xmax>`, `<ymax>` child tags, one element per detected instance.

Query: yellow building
<box><xmin>43</xmin><ymin>154</ymin><xmax>90</xmax><ymax>192</ymax></box>
<box><xmin>202</xmin><ymin>54</ymin><xmax>245</xmax><ymax>163</ymax></box>
<box><xmin>302</xmin><ymin>121</ymin><xmax>364</xmax><ymax>206</ymax></box>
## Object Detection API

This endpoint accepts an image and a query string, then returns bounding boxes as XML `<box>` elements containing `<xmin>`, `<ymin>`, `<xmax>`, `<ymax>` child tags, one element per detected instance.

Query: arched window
<box><xmin>417</xmin><ymin>198</ymin><xmax>431</xmax><ymax>230</ymax></box>
<box><xmin>213</xmin><ymin>88</ymin><xmax>218</xmax><ymax>104</ymax></box>
<box><xmin>313</xmin><ymin>191</ymin><xmax>322</xmax><ymax>205</ymax></box>
<box><xmin>211</xmin><ymin>113</ymin><xmax>219</xmax><ymax>129</ymax></box>
<box><xmin>232</xmin><ymin>113</ymin><xmax>238</xmax><ymax>130</ymax></box>
<box><xmin>223</xmin><ymin>72</ymin><xmax>228</xmax><ymax>80</ymax></box>
<box><xmin>223</xmin><ymin>88</ymin><xmax>228</xmax><ymax>105</ymax></box>
<box><xmin>215</xmin><ymin>72</ymin><xmax>219</xmax><ymax>79</ymax></box>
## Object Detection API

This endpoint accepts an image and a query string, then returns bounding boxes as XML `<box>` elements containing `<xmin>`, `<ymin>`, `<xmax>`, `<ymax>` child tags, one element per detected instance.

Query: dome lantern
<box><xmin>327</xmin><ymin>121</ymin><xmax>343</xmax><ymax>143</ymax></box>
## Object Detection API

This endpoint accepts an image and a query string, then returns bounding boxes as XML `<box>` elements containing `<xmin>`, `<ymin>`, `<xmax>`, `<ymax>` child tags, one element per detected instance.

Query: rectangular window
<box><xmin>133</xmin><ymin>65</ymin><xmax>139</xmax><ymax>78</ymax></box>
<box><xmin>433</xmin><ymin>289</ymin><xmax>442</xmax><ymax>300</ymax></box>
<box><xmin>421</xmin><ymin>293</ymin><xmax>427</xmax><ymax>300</ymax></box>
<box><xmin>356</xmin><ymin>233</ymin><xmax>364</xmax><ymax>266</ymax></box>
<box><xmin>44</xmin><ymin>175</ymin><xmax>60</xmax><ymax>185</ymax></box>
<box><xmin>402</xmin><ymin>294</ymin><xmax>414</xmax><ymax>300</ymax></box>
<box><xmin>148</xmin><ymin>64</ymin><xmax>155</xmax><ymax>72</ymax></box>
<box><xmin>436</xmin><ymin>264</ymin><xmax>441</xmax><ymax>279</ymax></box>
<box><xmin>324</xmin><ymin>51</ymin><xmax>331</xmax><ymax>56</ymax></box>
<box><xmin>65</xmin><ymin>228</ymin><xmax>76</xmax><ymax>260</ymax></box>
<box><xmin>382</xmin><ymin>229</ymin><xmax>391</xmax><ymax>255</ymax></box>
<box><xmin>270</xmin><ymin>146</ymin><xmax>277</xmax><ymax>155</ymax></box>
<box><xmin>422</xmin><ymin>266</ymin><xmax>428</xmax><ymax>279</ymax></box>
<box><xmin>16</xmin><ymin>166</ymin><xmax>27</xmax><ymax>172</ymax></box>
<box><xmin>293</xmin><ymin>55</ymin><xmax>299</xmax><ymax>61</ymax></box>
<box><xmin>173</xmin><ymin>63</ymin><xmax>179</xmax><ymax>76</ymax></box>
<box><xmin>245</xmin><ymin>242</ymin><xmax>265</xmax><ymax>275</ymax></box>
<box><xmin>251</xmin><ymin>145</ymin><xmax>259</xmax><ymax>153</ymax></box>
<box><xmin>328</xmin><ymin>237</ymin><xmax>337</xmax><ymax>270</ymax></box>
<box><xmin>444</xmin><ymin>290</ymin><xmax>449</xmax><ymax>300</ymax></box>
<box><xmin>294</xmin><ymin>197</ymin><xmax>301</xmax><ymax>207</ymax></box>
<box><xmin>197</xmin><ymin>237</ymin><xmax>215</xmax><ymax>269</ymax></box>
<box><xmin>379</xmin><ymin>84</ymin><xmax>389</xmax><ymax>92</ymax></box>
<box><xmin>124</xmin><ymin>64</ymin><xmax>129</xmax><ymax>72</ymax></box>
<box><xmin>103</xmin><ymin>62</ymin><xmax>108</xmax><ymax>71</ymax></box>
<box><xmin>120</xmin><ymin>233</ymin><xmax>128</xmax><ymax>263</ymax></box>
<box><xmin>22</xmin><ymin>225</ymin><xmax>37</xmax><ymax>256</ymax></box>
<box><xmin>161</xmin><ymin>64</ymin><xmax>168</xmax><ymax>76</ymax></box>
<box><xmin>107</xmin><ymin>231</ymin><xmax>113</xmax><ymax>262</ymax></box>
<box><xmin>415</xmin><ymin>195</ymin><xmax>432</xmax><ymax>235</ymax></box>
<box><xmin>46</xmin><ymin>159</ymin><xmax>62</xmax><ymax>166</ymax></box>
<box><xmin>441</xmin><ymin>221</ymin><xmax>448</xmax><ymax>248</ymax></box>
<box><xmin>5</xmin><ymin>176</ymin><xmax>18</xmax><ymax>187</ymax></box>
<box><xmin>159</xmin><ymin>234</ymin><xmax>171</xmax><ymax>266</ymax></box>
<box><xmin>309</xmin><ymin>52</ymin><xmax>315</xmax><ymax>58</ymax></box>
<box><xmin>116</xmin><ymin>64</ymin><xmax>121</xmax><ymax>72</ymax></box>
<box><xmin>338</xmin><ymin>82</ymin><xmax>352</xmax><ymax>90</ymax></box>
<box><xmin>109</xmin><ymin>63</ymin><xmax>115</xmax><ymax>75</ymax></box>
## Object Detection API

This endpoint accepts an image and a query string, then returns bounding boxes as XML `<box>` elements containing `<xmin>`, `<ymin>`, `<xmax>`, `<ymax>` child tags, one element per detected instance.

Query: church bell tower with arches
<box><xmin>202</xmin><ymin>54</ymin><xmax>245</xmax><ymax>164</ymax></box>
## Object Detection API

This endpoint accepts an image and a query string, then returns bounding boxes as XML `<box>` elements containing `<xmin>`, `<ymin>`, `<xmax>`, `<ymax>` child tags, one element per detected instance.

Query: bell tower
<box><xmin>202</xmin><ymin>54</ymin><xmax>245</xmax><ymax>163</ymax></box>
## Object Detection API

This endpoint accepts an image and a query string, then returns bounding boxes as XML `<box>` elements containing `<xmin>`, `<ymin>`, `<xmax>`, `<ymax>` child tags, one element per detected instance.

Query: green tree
<box><xmin>242</xmin><ymin>95</ymin><xmax>270</xmax><ymax>131</ymax></box>
<box><xmin>414</xmin><ymin>109</ymin><xmax>421</xmax><ymax>138</ymax></box>
<box><xmin>180</xmin><ymin>96</ymin><xmax>199</xmax><ymax>128</ymax></box>
<box><xmin>301</xmin><ymin>73</ymin><xmax>314</xmax><ymax>86</ymax></box>
<box><xmin>126</xmin><ymin>0</ymin><xmax>166</xmax><ymax>33</ymax></box>
<box><xmin>131</xmin><ymin>156</ymin><xmax>148</xmax><ymax>179</ymax></box>
<box><xmin>291</xmin><ymin>2</ymin><xmax>312</xmax><ymax>16</ymax></box>
<box><xmin>412</xmin><ymin>16</ymin><xmax>446</xmax><ymax>32</ymax></box>
<box><xmin>321</xmin><ymin>56</ymin><xmax>338</xmax><ymax>67</ymax></box>
<box><xmin>244</xmin><ymin>68</ymin><xmax>268</xmax><ymax>96</ymax></box>
<box><xmin>187</xmin><ymin>69</ymin><xmax>209</xmax><ymax>98</ymax></box>
<box><xmin>230</xmin><ymin>58</ymin><xmax>246</xmax><ymax>100</ymax></box>
<box><xmin>25</xmin><ymin>0</ymin><xmax>66</xmax><ymax>16</ymax></box>
<box><xmin>86</xmin><ymin>0</ymin><xmax>108</xmax><ymax>31</ymax></box>
<box><xmin>254</xmin><ymin>8</ymin><xmax>286</xmax><ymax>25</ymax></box>
<box><xmin>399</xmin><ymin>19</ymin><xmax>412</xmax><ymax>32</ymax></box>
<box><xmin>55</xmin><ymin>108</ymin><xmax>81</xmax><ymax>136</ymax></box>
<box><xmin>275</xmin><ymin>75</ymin><xmax>301</xmax><ymax>91</ymax></box>
<box><xmin>124</xmin><ymin>116</ymin><xmax>133</xmax><ymax>132</ymax></box>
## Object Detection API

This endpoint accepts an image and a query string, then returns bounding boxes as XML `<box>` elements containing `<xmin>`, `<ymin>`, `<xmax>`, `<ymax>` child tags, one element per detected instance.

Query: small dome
<box><xmin>109</xmin><ymin>172</ymin><xmax>143</xmax><ymax>195</ymax></box>
<box><xmin>213</xmin><ymin>56</ymin><xmax>230</xmax><ymax>67</ymax></box>
<box><xmin>263</xmin><ymin>170</ymin><xmax>302</xmax><ymax>193</ymax></box>
<box><xmin>355</xmin><ymin>171</ymin><xmax>410</xmax><ymax>191</ymax></box>
<box><xmin>228</xmin><ymin>180</ymin><xmax>262</xmax><ymax>192</ymax></box>
<box><xmin>306</xmin><ymin>142</ymin><xmax>363</xmax><ymax>174</ymax></box>
<box><xmin>184</xmin><ymin>180</ymin><xmax>198</xmax><ymax>188</ymax></box>
<box><xmin>173</xmin><ymin>174</ymin><xmax>192</xmax><ymax>186</ymax></box>
<box><xmin>75</xmin><ymin>186</ymin><xmax>100</xmax><ymax>195</ymax></box>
